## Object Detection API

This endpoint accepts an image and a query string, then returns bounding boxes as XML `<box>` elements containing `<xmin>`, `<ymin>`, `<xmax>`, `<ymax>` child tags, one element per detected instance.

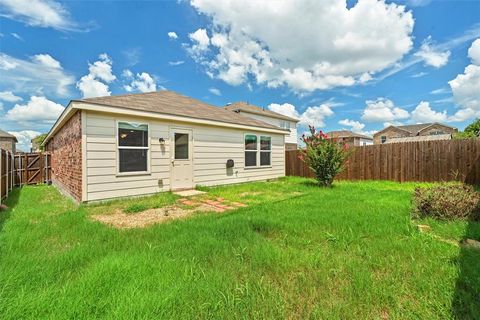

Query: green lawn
<box><xmin>0</xmin><ymin>177</ymin><xmax>478</xmax><ymax>319</ymax></box>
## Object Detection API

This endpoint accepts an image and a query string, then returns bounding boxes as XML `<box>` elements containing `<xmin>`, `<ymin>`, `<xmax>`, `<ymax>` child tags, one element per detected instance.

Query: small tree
<box><xmin>454</xmin><ymin>118</ymin><xmax>480</xmax><ymax>139</ymax></box>
<box><xmin>300</xmin><ymin>126</ymin><xmax>352</xmax><ymax>187</ymax></box>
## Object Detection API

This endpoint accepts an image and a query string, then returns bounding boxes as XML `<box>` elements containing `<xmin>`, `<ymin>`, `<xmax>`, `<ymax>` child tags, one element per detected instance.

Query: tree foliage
<box><xmin>454</xmin><ymin>118</ymin><xmax>480</xmax><ymax>139</ymax></box>
<box><xmin>300</xmin><ymin>126</ymin><xmax>352</xmax><ymax>187</ymax></box>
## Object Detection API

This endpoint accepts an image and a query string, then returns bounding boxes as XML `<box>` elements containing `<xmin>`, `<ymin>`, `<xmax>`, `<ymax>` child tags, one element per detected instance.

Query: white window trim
<box><xmin>116</xmin><ymin>120</ymin><xmax>151</xmax><ymax>176</ymax></box>
<box><xmin>244</xmin><ymin>133</ymin><xmax>272</xmax><ymax>169</ymax></box>
<box><xmin>260</xmin><ymin>135</ymin><xmax>272</xmax><ymax>167</ymax></box>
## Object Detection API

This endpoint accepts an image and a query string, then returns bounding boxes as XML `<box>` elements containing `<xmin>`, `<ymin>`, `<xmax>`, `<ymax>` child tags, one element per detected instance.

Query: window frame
<box><xmin>116</xmin><ymin>120</ymin><xmax>151</xmax><ymax>176</ymax></box>
<box><xmin>244</xmin><ymin>134</ymin><xmax>258</xmax><ymax>168</ymax></box>
<box><xmin>244</xmin><ymin>133</ymin><xmax>272</xmax><ymax>169</ymax></box>
<box><xmin>280</xmin><ymin>120</ymin><xmax>290</xmax><ymax>130</ymax></box>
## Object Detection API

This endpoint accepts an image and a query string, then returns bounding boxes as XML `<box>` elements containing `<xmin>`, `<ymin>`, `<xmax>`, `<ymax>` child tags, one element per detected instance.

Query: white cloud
<box><xmin>168</xmin><ymin>31</ymin><xmax>178</xmax><ymax>40</ymax></box>
<box><xmin>0</xmin><ymin>0</ymin><xmax>79</xmax><ymax>31</ymax></box>
<box><xmin>267</xmin><ymin>102</ymin><xmax>333</xmax><ymax>127</ymax></box>
<box><xmin>76</xmin><ymin>53</ymin><xmax>115</xmax><ymax>98</ymax></box>
<box><xmin>338</xmin><ymin>119</ymin><xmax>365</xmax><ymax>133</ymax></box>
<box><xmin>123</xmin><ymin>70</ymin><xmax>157</xmax><ymax>93</ymax></box>
<box><xmin>0</xmin><ymin>52</ymin><xmax>74</xmax><ymax>97</ymax></box>
<box><xmin>32</xmin><ymin>54</ymin><xmax>62</xmax><ymax>69</ymax></box>
<box><xmin>267</xmin><ymin>103</ymin><xmax>299</xmax><ymax>119</ymax></box>
<box><xmin>76</xmin><ymin>75</ymin><xmax>110</xmax><ymax>98</ymax></box>
<box><xmin>411</xmin><ymin>101</ymin><xmax>447</xmax><ymax>123</ymax></box>
<box><xmin>5</xmin><ymin>96</ymin><xmax>64</xmax><ymax>123</ymax></box>
<box><xmin>298</xmin><ymin>104</ymin><xmax>334</xmax><ymax>128</ymax></box>
<box><xmin>448</xmin><ymin>39</ymin><xmax>480</xmax><ymax>119</ymax></box>
<box><xmin>88</xmin><ymin>53</ymin><xmax>116</xmax><ymax>82</ymax></box>
<box><xmin>187</xmin><ymin>0</ymin><xmax>414</xmax><ymax>92</ymax></box>
<box><xmin>208</xmin><ymin>87</ymin><xmax>221</xmax><ymax>96</ymax></box>
<box><xmin>8</xmin><ymin>130</ymin><xmax>41</xmax><ymax>152</ymax></box>
<box><xmin>361</xmin><ymin>98</ymin><xmax>409</xmax><ymax>122</ymax></box>
<box><xmin>468</xmin><ymin>38</ymin><xmax>480</xmax><ymax>65</ymax></box>
<box><xmin>189</xmin><ymin>28</ymin><xmax>210</xmax><ymax>52</ymax></box>
<box><xmin>10</xmin><ymin>32</ymin><xmax>24</xmax><ymax>41</ymax></box>
<box><xmin>122</xmin><ymin>47</ymin><xmax>141</xmax><ymax>66</ymax></box>
<box><xmin>411</xmin><ymin>72</ymin><xmax>427</xmax><ymax>78</ymax></box>
<box><xmin>414</xmin><ymin>36</ymin><xmax>450</xmax><ymax>68</ymax></box>
<box><xmin>0</xmin><ymin>91</ymin><xmax>22</xmax><ymax>102</ymax></box>
<box><xmin>169</xmin><ymin>60</ymin><xmax>185</xmax><ymax>66</ymax></box>
<box><xmin>430</xmin><ymin>87</ymin><xmax>449</xmax><ymax>95</ymax></box>
<box><xmin>448</xmin><ymin>108</ymin><xmax>480</xmax><ymax>122</ymax></box>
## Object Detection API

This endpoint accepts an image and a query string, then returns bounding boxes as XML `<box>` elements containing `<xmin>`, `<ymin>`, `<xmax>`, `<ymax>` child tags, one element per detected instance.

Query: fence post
<box><xmin>0</xmin><ymin>150</ymin><xmax>2</xmax><ymax>205</ymax></box>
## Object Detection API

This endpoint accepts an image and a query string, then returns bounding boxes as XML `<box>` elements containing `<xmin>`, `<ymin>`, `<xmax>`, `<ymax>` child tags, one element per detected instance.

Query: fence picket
<box><xmin>286</xmin><ymin>139</ymin><xmax>480</xmax><ymax>184</ymax></box>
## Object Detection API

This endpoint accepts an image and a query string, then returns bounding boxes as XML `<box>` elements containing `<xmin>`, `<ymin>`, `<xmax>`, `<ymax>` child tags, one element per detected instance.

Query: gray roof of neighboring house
<box><xmin>375</xmin><ymin>122</ymin><xmax>457</xmax><ymax>137</ymax></box>
<box><xmin>76</xmin><ymin>91</ymin><xmax>287</xmax><ymax>132</ymax></box>
<box><xmin>326</xmin><ymin>130</ymin><xmax>373</xmax><ymax>140</ymax></box>
<box><xmin>385</xmin><ymin>134</ymin><xmax>452</xmax><ymax>144</ymax></box>
<box><xmin>224</xmin><ymin>102</ymin><xmax>300</xmax><ymax>122</ymax></box>
<box><xmin>0</xmin><ymin>129</ymin><xmax>17</xmax><ymax>142</ymax></box>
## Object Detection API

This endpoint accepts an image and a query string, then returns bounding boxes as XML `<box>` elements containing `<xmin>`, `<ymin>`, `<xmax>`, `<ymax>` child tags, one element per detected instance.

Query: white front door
<box><xmin>170</xmin><ymin>128</ymin><xmax>194</xmax><ymax>190</ymax></box>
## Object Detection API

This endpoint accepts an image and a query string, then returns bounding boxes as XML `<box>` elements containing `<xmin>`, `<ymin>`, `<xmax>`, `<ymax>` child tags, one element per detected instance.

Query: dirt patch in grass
<box><xmin>92</xmin><ymin>198</ymin><xmax>248</xmax><ymax>229</ymax></box>
<box><xmin>92</xmin><ymin>206</ymin><xmax>191</xmax><ymax>229</ymax></box>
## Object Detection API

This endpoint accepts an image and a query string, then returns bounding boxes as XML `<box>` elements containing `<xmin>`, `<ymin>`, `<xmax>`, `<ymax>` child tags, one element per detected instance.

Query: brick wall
<box><xmin>0</xmin><ymin>138</ymin><xmax>15</xmax><ymax>153</ymax></box>
<box><xmin>373</xmin><ymin>127</ymin><xmax>410</xmax><ymax>144</ymax></box>
<box><xmin>46</xmin><ymin>111</ymin><xmax>82</xmax><ymax>201</ymax></box>
<box><xmin>418</xmin><ymin>124</ymin><xmax>457</xmax><ymax>136</ymax></box>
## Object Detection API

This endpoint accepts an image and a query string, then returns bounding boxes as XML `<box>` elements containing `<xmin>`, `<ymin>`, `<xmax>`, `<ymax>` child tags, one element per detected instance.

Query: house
<box><xmin>326</xmin><ymin>130</ymin><xmax>373</xmax><ymax>147</ymax></box>
<box><xmin>0</xmin><ymin>129</ymin><xmax>17</xmax><ymax>153</ymax></box>
<box><xmin>43</xmin><ymin>91</ymin><xmax>289</xmax><ymax>203</ymax></box>
<box><xmin>373</xmin><ymin>123</ymin><xmax>457</xmax><ymax>144</ymax></box>
<box><xmin>224</xmin><ymin>102</ymin><xmax>299</xmax><ymax>150</ymax></box>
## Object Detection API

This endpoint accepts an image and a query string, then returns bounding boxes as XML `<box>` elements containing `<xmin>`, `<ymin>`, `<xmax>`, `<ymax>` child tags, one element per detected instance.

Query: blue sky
<box><xmin>0</xmin><ymin>0</ymin><xmax>479</xmax><ymax>151</ymax></box>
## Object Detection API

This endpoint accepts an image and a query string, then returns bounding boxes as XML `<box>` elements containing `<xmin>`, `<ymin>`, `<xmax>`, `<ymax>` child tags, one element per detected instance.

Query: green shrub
<box><xmin>412</xmin><ymin>184</ymin><xmax>480</xmax><ymax>221</ymax></box>
<box><xmin>300</xmin><ymin>125</ymin><xmax>352</xmax><ymax>187</ymax></box>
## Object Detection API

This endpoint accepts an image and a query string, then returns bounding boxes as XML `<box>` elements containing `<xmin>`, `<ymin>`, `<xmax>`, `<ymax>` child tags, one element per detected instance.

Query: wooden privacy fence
<box><xmin>0</xmin><ymin>151</ymin><xmax>51</xmax><ymax>205</ymax></box>
<box><xmin>286</xmin><ymin>139</ymin><xmax>480</xmax><ymax>184</ymax></box>
<box><xmin>14</xmin><ymin>152</ymin><xmax>51</xmax><ymax>186</ymax></box>
<box><xmin>0</xmin><ymin>149</ymin><xmax>15</xmax><ymax>205</ymax></box>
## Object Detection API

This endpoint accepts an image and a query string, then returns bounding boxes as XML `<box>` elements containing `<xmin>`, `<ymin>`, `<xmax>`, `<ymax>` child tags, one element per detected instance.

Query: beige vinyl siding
<box><xmin>84</xmin><ymin>110</ymin><xmax>285</xmax><ymax>202</ymax></box>
<box><xmin>239</xmin><ymin>112</ymin><xmax>297</xmax><ymax>145</ymax></box>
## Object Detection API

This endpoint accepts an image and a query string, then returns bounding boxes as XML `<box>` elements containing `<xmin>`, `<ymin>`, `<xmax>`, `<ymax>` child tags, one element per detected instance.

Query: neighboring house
<box><xmin>43</xmin><ymin>91</ymin><xmax>289</xmax><ymax>203</ymax></box>
<box><xmin>0</xmin><ymin>129</ymin><xmax>17</xmax><ymax>153</ymax></box>
<box><xmin>326</xmin><ymin>130</ymin><xmax>373</xmax><ymax>147</ymax></box>
<box><xmin>373</xmin><ymin>123</ymin><xmax>458</xmax><ymax>144</ymax></box>
<box><xmin>224</xmin><ymin>102</ymin><xmax>299</xmax><ymax>150</ymax></box>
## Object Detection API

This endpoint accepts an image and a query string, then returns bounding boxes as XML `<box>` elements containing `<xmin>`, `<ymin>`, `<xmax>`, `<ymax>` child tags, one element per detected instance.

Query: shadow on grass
<box><xmin>452</xmin><ymin>216</ymin><xmax>480</xmax><ymax>319</ymax></box>
<box><xmin>0</xmin><ymin>187</ymin><xmax>21</xmax><ymax>233</ymax></box>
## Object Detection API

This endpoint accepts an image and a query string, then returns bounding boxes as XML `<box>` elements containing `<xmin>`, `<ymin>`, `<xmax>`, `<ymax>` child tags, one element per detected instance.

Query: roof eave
<box><xmin>44</xmin><ymin>101</ymin><xmax>289</xmax><ymax>144</ymax></box>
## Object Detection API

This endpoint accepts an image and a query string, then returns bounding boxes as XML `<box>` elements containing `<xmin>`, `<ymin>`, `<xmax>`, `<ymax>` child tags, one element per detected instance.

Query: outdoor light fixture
<box><xmin>159</xmin><ymin>137</ymin><xmax>166</xmax><ymax>145</ymax></box>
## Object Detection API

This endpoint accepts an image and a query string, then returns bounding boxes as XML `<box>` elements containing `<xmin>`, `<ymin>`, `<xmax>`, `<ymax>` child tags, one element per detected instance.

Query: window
<box><xmin>260</xmin><ymin>136</ymin><xmax>271</xmax><ymax>166</ymax></box>
<box><xmin>174</xmin><ymin>133</ymin><xmax>189</xmax><ymax>160</ymax></box>
<box><xmin>381</xmin><ymin>136</ymin><xmax>387</xmax><ymax>144</ymax></box>
<box><xmin>244</xmin><ymin>134</ymin><xmax>257</xmax><ymax>167</ymax></box>
<box><xmin>430</xmin><ymin>130</ymin><xmax>445</xmax><ymax>135</ymax></box>
<box><xmin>245</xmin><ymin>134</ymin><xmax>271</xmax><ymax>167</ymax></box>
<box><xmin>280</xmin><ymin>121</ymin><xmax>290</xmax><ymax>130</ymax></box>
<box><xmin>118</xmin><ymin>122</ymin><xmax>148</xmax><ymax>173</ymax></box>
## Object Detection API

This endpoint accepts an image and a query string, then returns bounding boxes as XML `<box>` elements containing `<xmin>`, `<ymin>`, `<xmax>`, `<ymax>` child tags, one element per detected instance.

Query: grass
<box><xmin>0</xmin><ymin>177</ymin><xmax>478</xmax><ymax>319</ymax></box>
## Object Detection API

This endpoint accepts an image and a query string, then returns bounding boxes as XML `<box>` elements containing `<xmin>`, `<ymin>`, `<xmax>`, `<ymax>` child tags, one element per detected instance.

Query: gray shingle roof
<box><xmin>224</xmin><ymin>102</ymin><xmax>299</xmax><ymax>122</ymax></box>
<box><xmin>385</xmin><ymin>134</ymin><xmax>452</xmax><ymax>143</ymax></box>
<box><xmin>77</xmin><ymin>91</ymin><xmax>287</xmax><ymax>132</ymax></box>
<box><xmin>326</xmin><ymin>130</ymin><xmax>373</xmax><ymax>140</ymax></box>
<box><xmin>0</xmin><ymin>129</ymin><xmax>17</xmax><ymax>142</ymax></box>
